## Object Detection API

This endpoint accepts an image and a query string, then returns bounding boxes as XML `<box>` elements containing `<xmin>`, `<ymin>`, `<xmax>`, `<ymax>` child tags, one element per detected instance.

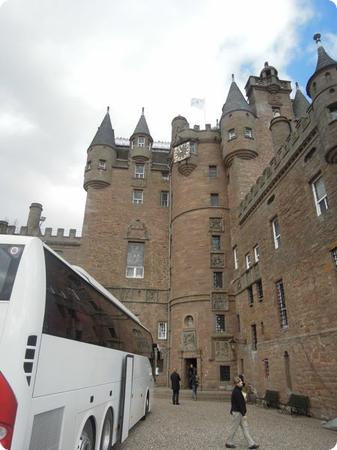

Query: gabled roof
<box><xmin>222</xmin><ymin>80</ymin><xmax>254</xmax><ymax>116</ymax></box>
<box><xmin>131</xmin><ymin>108</ymin><xmax>152</xmax><ymax>140</ymax></box>
<box><xmin>90</xmin><ymin>108</ymin><xmax>115</xmax><ymax>148</ymax></box>
<box><xmin>293</xmin><ymin>83</ymin><xmax>310</xmax><ymax>119</ymax></box>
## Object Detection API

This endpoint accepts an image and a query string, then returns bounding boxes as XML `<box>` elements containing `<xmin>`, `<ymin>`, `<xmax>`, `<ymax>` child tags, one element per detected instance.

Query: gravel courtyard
<box><xmin>116</xmin><ymin>397</ymin><xmax>337</xmax><ymax>450</ymax></box>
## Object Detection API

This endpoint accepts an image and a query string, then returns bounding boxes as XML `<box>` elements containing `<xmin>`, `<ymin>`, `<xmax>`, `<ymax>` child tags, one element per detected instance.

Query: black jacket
<box><xmin>230</xmin><ymin>386</ymin><xmax>247</xmax><ymax>416</ymax></box>
<box><xmin>170</xmin><ymin>372</ymin><xmax>181</xmax><ymax>390</ymax></box>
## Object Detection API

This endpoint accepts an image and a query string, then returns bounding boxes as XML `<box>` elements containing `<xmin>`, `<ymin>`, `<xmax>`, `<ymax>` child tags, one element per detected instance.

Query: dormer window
<box><xmin>244</xmin><ymin>127</ymin><xmax>253</xmax><ymax>138</ymax></box>
<box><xmin>228</xmin><ymin>129</ymin><xmax>236</xmax><ymax>141</ymax></box>
<box><xmin>138</xmin><ymin>136</ymin><xmax>145</xmax><ymax>147</ymax></box>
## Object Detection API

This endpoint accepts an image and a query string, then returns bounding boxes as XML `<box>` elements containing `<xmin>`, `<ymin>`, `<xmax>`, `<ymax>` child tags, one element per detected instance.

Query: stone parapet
<box><xmin>239</xmin><ymin>110</ymin><xmax>317</xmax><ymax>224</ymax></box>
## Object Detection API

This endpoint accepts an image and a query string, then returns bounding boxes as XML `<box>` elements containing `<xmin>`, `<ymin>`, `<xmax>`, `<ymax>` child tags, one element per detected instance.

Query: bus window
<box><xmin>0</xmin><ymin>244</ymin><xmax>24</xmax><ymax>301</ymax></box>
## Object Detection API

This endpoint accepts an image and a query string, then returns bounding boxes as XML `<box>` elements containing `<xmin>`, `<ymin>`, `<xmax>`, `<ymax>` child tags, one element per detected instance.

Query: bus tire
<box><xmin>77</xmin><ymin>419</ymin><xmax>95</xmax><ymax>450</ymax></box>
<box><xmin>141</xmin><ymin>393</ymin><xmax>150</xmax><ymax>420</ymax></box>
<box><xmin>100</xmin><ymin>409</ymin><xmax>113</xmax><ymax>450</ymax></box>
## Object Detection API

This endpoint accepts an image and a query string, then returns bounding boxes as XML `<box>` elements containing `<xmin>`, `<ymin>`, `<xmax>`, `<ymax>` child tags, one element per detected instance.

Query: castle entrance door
<box><xmin>184</xmin><ymin>358</ymin><xmax>197</xmax><ymax>388</ymax></box>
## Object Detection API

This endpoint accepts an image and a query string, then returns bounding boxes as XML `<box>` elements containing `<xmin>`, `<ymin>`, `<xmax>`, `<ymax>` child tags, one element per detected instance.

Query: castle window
<box><xmin>247</xmin><ymin>285</ymin><xmax>254</xmax><ymax>306</ymax></box>
<box><xmin>311</xmin><ymin>175</ymin><xmax>328</xmax><ymax>216</ymax></box>
<box><xmin>228</xmin><ymin>129</ymin><xmax>236</xmax><ymax>140</ymax></box>
<box><xmin>220</xmin><ymin>365</ymin><xmax>230</xmax><ymax>382</ymax></box>
<box><xmin>190</xmin><ymin>142</ymin><xmax>198</xmax><ymax>154</ymax></box>
<box><xmin>325</xmin><ymin>72</ymin><xmax>331</xmax><ymax>82</ymax></box>
<box><xmin>137</xmin><ymin>136</ymin><xmax>145</xmax><ymax>147</ymax></box>
<box><xmin>271</xmin><ymin>217</ymin><xmax>281</xmax><ymax>249</ymax></box>
<box><xmin>98</xmin><ymin>159</ymin><xmax>106</xmax><ymax>170</ymax></box>
<box><xmin>161</xmin><ymin>171</ymin><xmax>169</xmax><ymax>181</ymax></box>
<box><xmin>210</xmin><ymin>193</ymin><xmax>219</xmax><ymax>207</ymax></box>
<box><xmin>276</xmin><ymin>279</ymin><xmax>288</xmax><ymax>328</ymax></box>
<box><xmin>211</xmin><ymin>235</ymin><xmax>221</xmax><ymax>251</ymax></box>
<box><xmin>245</xmin><ymin>253</ymin><xmax>252</xmax><ymax>270</ymax></box>
<box><xmin>263</xmin><ymin>358</ymin><xmax>269</xmax><ymax>378</ymax></box>
<box><xmin>126</xmin><ymin>242</ymin><xmax>144</xmax><ymax>278</ymax></box>
<box><xmin>330</xmin><ymin>247</ymin><xmax>337</xmax><ymax>268</ymax></box>
<box><xmin>160</xmin><ymin>191</ymin><xmax>169</xmax><ymax>207</ymax></box>
<box><xmin>213</xmin><ymin>272</ymin><xmax>223</xmax><ymax>289</ymax></box>
<box><xmin>254</xmin><ymin>244</ymin><xmax>260</xmax><ymax>262</ymax></box>
<box><xmin>233</xmin><ymin>246</ymin><xmax>238</xmax><ymax>270</ymax></box>
<box><xmin>209</xmin><ymin>165</ymin><xmax>217</xmax><ymax>177</ymax></box>
<box><xmin>85</xmin><ymin>160</ymin><xmax>92</xmax><ymax>171</ymax></box>
<box><xmin>135</xmin><ymin>164</ymin><xmax>145</xmax><ymax>179</ymax></box>
<box><xmin>158</xmin><ymin>321</ymin><xmax>167</xmax><ymax>340</ymax></box>
<box><xmin>244</xmin><ymin>127</ymin><xmax>253</xmax><ymax>138</ymax></box>
<box><xmin>272</xmin><ymin>107</ymin><xmax>281</xmax><ymax>117</ymax></box>
<box><xmin>256</xmin><ymin>279</ymin><xmax>264</xmax><ymax>301</ymax></box>
<box><xmin>251</xmin><ymin>324</ymin><xmax>257</xmax><ymax>350</ymax></box>
<box><xmin>215</xmin><ymin>314</ymin><xmax>225</xmax><ymax>333</ymax></box>
<box><xmin>184</xmin><ymin>315</ymin><xmax>194</xmax><ymax>327</ymax></box>
<box><xmin>132</xmin><ymin>190</ymin><xmax>143</xmax><ymax>205</ymax></box>
<box><xmin>328</xmin><ymin>103</ymin><xmax>337</xmax><ymax>120</ymax></box>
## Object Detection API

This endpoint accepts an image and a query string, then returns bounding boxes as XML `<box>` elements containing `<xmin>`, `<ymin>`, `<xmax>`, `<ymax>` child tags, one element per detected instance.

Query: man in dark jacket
<box><xmin>225</xmin><ymin>376</ymin><xmax>259</xmax><ymax>449</ymax></box>
<box><xmin>170</xmin><ymin>368</ymin><xmax>181</xmax><ymax>405</ymax></box>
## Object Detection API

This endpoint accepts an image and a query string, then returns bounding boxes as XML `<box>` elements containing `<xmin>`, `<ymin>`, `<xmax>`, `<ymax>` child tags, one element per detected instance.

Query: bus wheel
<box><xmin>141</xmin><ymin>393</ymin><xmax>150</xmax><ymax>420</ymax></box>
<box><xmin>77</xmin><ymin>419</ymin><xmax>95</xmax><ymax>450</ymax></box>
<box><xmin>100</xmin><ymin>409</ymin><xmax>113</xmax><ymax>450</ymax></box>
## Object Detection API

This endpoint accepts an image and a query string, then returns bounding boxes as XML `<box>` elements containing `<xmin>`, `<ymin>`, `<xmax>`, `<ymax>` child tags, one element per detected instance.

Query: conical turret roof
<box><xmin>306</xmin><ymin>34</ymin><xmax>337</xmax><ymax>96</ymax></box>
<box><xmin>293</xmin><ymin>83</ymin><xmax>310</xmax><ymax>119</ymax></box>
<box><xmin>131</xmin><ymin>108</ymin><xmax>152</xmax><ymax>140</ymax></box>
<box><xmin>90</xmin><ymin>108</ymin><xmax>115</xmax><ymax>148</ymax></box>
<box><xmin>222</xmin><ymin>78</ymin><xmax>254</xmax><ymax>116</ymax></box>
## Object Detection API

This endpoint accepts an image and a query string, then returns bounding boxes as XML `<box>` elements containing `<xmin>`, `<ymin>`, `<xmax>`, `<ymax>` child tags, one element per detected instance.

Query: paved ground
<box><xmin>115</xmin><ymin>397</ymin><xmax>337</xmax><ymax>450</ymax></box>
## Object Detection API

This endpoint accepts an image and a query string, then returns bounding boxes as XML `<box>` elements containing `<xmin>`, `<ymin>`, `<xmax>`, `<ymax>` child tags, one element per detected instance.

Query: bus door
<box><xmin>119</xmin><ymin>354</ymin><xmax>134</xmax><ymax>443</ymax></box>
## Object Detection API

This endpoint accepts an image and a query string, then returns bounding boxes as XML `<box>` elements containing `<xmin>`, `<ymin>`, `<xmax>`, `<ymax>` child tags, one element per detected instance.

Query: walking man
<box><xmin>225</xmin><ymin>376</ymin><xmax>259</xmax><ymax>449</ymax></box>
<box><xmin>170</xmin><ymin>368</ymin><xmax>181</xmax><ymax>405</ymax></box>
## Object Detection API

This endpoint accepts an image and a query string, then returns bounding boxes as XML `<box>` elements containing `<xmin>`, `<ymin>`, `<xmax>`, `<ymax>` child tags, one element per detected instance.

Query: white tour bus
<box><xmin>0</xmin><ymin>235</ymin><xmax>154</xmax><ymax>450</ymax></box>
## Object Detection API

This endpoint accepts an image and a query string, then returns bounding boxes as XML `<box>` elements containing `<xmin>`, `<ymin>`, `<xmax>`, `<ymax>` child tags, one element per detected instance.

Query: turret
<box><xmin>171</xmin><ymin>115</ymin><xmax>189</xmax><ymax>147</ymax></box>
<box><xmin>306</xmin><ymin>34</ymin><xmax>337</xmax><ymax>163</ymax></box>
<box><xmin>84</xmin><ymin>107</ymin><xmax>116</xmax><ymax>190</ymax></box>
<box><xmin>220</xmin><ymin>75</ymin><xmax>257</xmax><ymax>167</ymax></box>
<box><xmin>269</xmin><ymin>115</ymin><xmax>291</xmax><ymax>152</ymax></box>
<box><xmin>27</xmin><ymin>202</ymin><xmax>42</xmax><ymax>235</ymax></box>
<box><xmin>292</xmin><ymin>82</ymin><xmax>310</xmax><ymax>120</ymax></box>
<box><xmin>129</xmin><ymin>108</ymin><xmax>153</xmax><ymax>161</ymax></box>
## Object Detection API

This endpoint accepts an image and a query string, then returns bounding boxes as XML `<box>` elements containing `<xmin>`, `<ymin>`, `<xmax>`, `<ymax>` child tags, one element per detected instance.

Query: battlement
<box><xmin>0</xmin><ymin>221</ymin><xmax>81</xmax><ymax>245</ymax></box>
<box><xmin>238</xmin><ymin>106</ymin><xmax>317</xmax><ymax>224</ymax></box>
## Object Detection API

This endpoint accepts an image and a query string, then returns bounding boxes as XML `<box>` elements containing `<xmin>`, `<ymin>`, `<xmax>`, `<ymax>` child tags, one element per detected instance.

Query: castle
<box><xmin>2</xmin><ymin>35</ymin><xmax>337</xmax><ymax>419</ymax></box>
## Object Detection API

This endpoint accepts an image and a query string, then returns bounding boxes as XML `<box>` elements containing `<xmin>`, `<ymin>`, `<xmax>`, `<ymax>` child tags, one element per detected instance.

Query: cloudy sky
<box><xmin>0</xmin><ymin>0</ymin><xmax>337</xmax><ymax>235</ymax></box>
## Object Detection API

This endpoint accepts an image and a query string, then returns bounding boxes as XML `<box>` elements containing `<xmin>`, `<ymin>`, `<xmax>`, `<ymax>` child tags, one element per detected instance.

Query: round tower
<box><xmin>171</xmin><ymin>115</ymin><xmax>189</xmax><ymax>147</ymax></box>
<box><xmin>269</xmin><ymin>115</ymin><xmax>291</xmax><ymax>151</ymax></box>
<box><xmin>84</xmin><ymin>107</ymin><xmax>116</xmax><ymax>190</ymax></box>
<box><xmin>306</xmin><ymin>34</ymin><xmax>337</xmax><ymax>163</ymax></box>
<box><xmin>27</xmin><ymin>202</ymin><xmax>42</xmax><ymax>235</ymax></box>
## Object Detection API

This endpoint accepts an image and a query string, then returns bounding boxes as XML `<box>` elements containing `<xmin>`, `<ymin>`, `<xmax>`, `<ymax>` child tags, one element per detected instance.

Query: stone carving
<box><xmin>211</xmin><ymin>253</ymin><xmax>224</xmax><ymax>268</ymax></box>
<box><xmin>184</xmin><ymin>315</ymin><xmax>194</xmax><ymax>327</ymax></box>
<box><xmin>214</xmin><ymin>340</ymin><xmax>231</xmax><ymax>361</ymax></box>
<box><xmin>268</xmin><ymin>93</ymin><xmax>282</xmax><ymax>105</ymax></box>
<box><xmin>211</xmin><ymin>292</ymin><xmax>229</xmax><ymax>310</ymax></box>
<box><xmin>209</xmin><ymin>218</ymin><xmax>224</xmax><ymax>232</ymax></box>
<box><xmin>126</xmin><ymin>219</ymin><xmax>148</xmax><ymax>240</ymax></box>
<box><xmin>183</xmin><ymin>331</ymin><xmax>196</xmax><ymax>351</ymax></box>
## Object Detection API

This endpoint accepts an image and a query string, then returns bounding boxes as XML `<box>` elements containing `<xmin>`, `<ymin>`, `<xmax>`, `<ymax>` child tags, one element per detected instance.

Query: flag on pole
<box><xmin>191</xmin><ymin>98</ymin><xmax>205</xmax><ymax>109</ymax></box>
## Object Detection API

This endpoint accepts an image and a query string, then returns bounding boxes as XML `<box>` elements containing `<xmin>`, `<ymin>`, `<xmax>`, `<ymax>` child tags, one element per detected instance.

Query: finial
<box><xmin>264</xmin><ymin>61</ymin><xmax>269</xmax><ymax>68</ymax></box>
<box><xmin>295</xmin><ymin>81</ymin><xmax>299</xmax><ymax>90</ymax></box>
<box><xmin>107</xmin><ymin>106</ymin><xmax>110</xmax><ymax>113</ymax></box>
<box><xmin>232</xmin><ymin>74</ymin><xmax>235</xmax><ymax>82</ymax></box>
<box><xmin>313</xmin><ymin>33</ymin><xmax>321</xmax><ymax>45</ymax></box>
<box><xmin>142</xmin><ymin>107</ymin><xmax>145</xmax><ymax>115</ymax></box>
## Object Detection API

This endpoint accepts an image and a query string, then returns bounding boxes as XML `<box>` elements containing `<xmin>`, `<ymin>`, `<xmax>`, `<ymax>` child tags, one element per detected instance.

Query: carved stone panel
<box><xmin>182</xmin><ymin>331</ymin><xmax>196</xmax><ymax>351</ymax></box>
<box><xmin>126</xmin><ymin>219</ymin><xmax>149</xmax><ymax>240</ymax></box>
<box><xmin>214</xmin><ymin>340</ymin><xmax>232</xmax><ymax>361</ymax></box>
<box><xmin>209</xmin><ymin>218</ymin><xmax>224</xmax><ymax>233</ymax></box>
<box><xmin>211</xmin><ymin>292</ymin><xmax>229</xmax><ymax>311</ymax></box>
<box><xmin>210</xmin><ymin>253</ymin><xmax>224</xmax><ymax>268</ymax></box>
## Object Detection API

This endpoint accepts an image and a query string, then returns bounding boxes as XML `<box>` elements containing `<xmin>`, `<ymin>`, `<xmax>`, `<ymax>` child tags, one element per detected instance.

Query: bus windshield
<box><xmin>0</xmin><ymin>244</ymin><xmax>24</xmax><ymax>301</ymax></box>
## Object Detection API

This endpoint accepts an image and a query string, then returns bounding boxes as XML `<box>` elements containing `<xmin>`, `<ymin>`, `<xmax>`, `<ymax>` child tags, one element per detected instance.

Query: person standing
<box><xmin>170</xmin><ymin>368</ymin><xmax>181</xmax><ymax>405</ymax></box>
<box><xmin>191</xmin><ymin>374</ymin><xmax>199</xmax><ymax>400</ymax></box>
<box><xmin>188</xmin><ymin>364</ymin><xmax>196</xmax><ymax>389</ymax></box>
<box><xmin>225</xmin><ymin>376</ymin><xmax>259</xmax><ymax>449</ymax></box>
